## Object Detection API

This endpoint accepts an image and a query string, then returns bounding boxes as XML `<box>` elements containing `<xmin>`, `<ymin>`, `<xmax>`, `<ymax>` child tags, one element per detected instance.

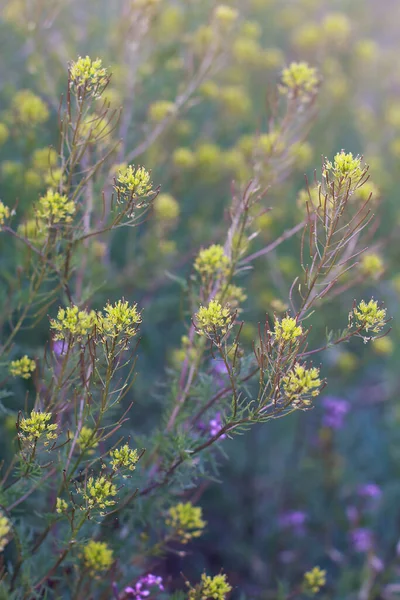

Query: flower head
<box><xmin>50</xmin><ymin>305</ymin><xmax>96</xmax><ymax>340</ymax></box>
<box><xmin>110</xmin><ymin>444</ymin><xmax>140</xmax><ymax>473</ymax></box>
<box><xmin>114</xmin><ymin>165</ymin><xmax>153</xmax><ymax>203</ymax></box>
<box><xmin>125</xmin><ymin>574</ymin><xmax>164</xmax><ymax>598</ymax></box>
<box><xmin>282</xmin><ymin>363</ymin><xmax>321</xmax><ymax>406</ymax></box>
<box><xmin>166</xmin><ymin>502</ymin><xmax>206</xmax><ymax>544</ymax></box>
<box><xmin>324</xmin><ymin>151</ymin><xmax>364</xmax><ymax>182</ymax></box>
<box><xmin>322</xmin><ymin>396</ymin><xmax>349</xmax><ymax>429</ymax></box>
<box><xmin>9</xmin><ymin>355</ymin><xmax>36</xmax><ymax>379</ymax></box>
<box><xmin>148</xmin><ymin>101</ymin><xmax>176</xmax><ymax>122</ymax></box>
<box><xmin>35</xmin><ymin>189</ymin><xmax>75</xmax><ymax>224</ymax></box>
<box><xmin>77</xmin><ymin>426</ymin><xmax>99</xmax><ymax>454</ymax></box>
<box><xmin>280</xmin><ymin>62</ymin><xmax>319</xmax><ymax>101</ymax></box>
<box><xmin>274</xmin><ymin>316</ymin><xmax>303</xmax><ymax>343</ymax></box>
<box><xmin>82</xmin><ymin>540</ymin><xmax>113</xmax><ymax>573</ymax></box>
<box><xmin>153</xmin><ymin>193</ymin><xmax>180</xmax><ymax>221</ymax></box>
<box><xmin>70</xmin><ymin>56</ymin><xmax>108</xmax><ymax>96</ymax></box>
<box><xmin>12</xmin><ymin>90</ymin><xmax>49</xmax><ymax>126</ymax></box>
<box><xmin>303</xmin><ymin>567</ymin><xmax>326</xmax><ymax>595</ymax></box>
<box><xmin>56</xmin><ymin>497</ymin><xmax>68</xmax><ymax>513</ymax></box>
<box><xmin>195</xmin><ymin>300</ymin><xmax>234</xmax><ymax>340</ymax></box>
<box><xmin>97</xmin><ymin>299</ymin><xmax>141</xmax><ymax>340</ymax></box>
<box><xmin>0</xmin><ymin>512</ymin><xmax>11</xmax><ymax>552</ymax></box>
<box><xmin>80</xmin><ymin>475</ymin><xmax>117</xmax><ymax>511</ymax></box>
<box><xmin>360</xmin><ymin>253</ymin><xmax>384</xmax><ymax>280</ymax></box>
<box><xmin>352</xmin><ymin>299</ymin><xmax>387</xmax><ymax>334</ymax></box>
<box><xmin>0</xmin><ymin>201</ymin><xmax>10</xmax><ymax>226</ymax></box>
<box><xmin>350</xmin><ymin>528</ymin><xmax>373</xmax><ymax>553</ymax></box>
<box><xmin>188</xmin><ymin>573</ymin><xmax>232</xmax><ymax>600</ymax></box>
<box><xmin>194</xmin><ymin>245</ymin><xmax>230</xmax><ymax>279</ymax></box>
<box><xmin>18</xmin><ymin>411</ymin><xmax>58</xmax><ymax>445</ymax></box>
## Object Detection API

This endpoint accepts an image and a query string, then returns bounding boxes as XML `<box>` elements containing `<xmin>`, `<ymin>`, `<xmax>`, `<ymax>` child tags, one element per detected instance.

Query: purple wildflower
<box><xmin>350</xmin><ymin>528</ymin><xmax>373</xmax><ymax>553</ymax></box>
<box><xmin>125</xmin><ymin>574</ymin><xmax>164</xmax><ymax>599</ymax></box>
<box><xmin>279</xmin><ymin>510</ymin><xmax>307</xmax><ymax>535</ymax></box>
<box><xmin>209</xmin><ymin>412</ymin><xmax>226</xmax><ymax>439</ymax></box>
<box><xmin>358</xmin><ymin>483</ymin><xmax>382</xmax><ymax>499</ymax></box>
<box><xmin>322</xmin><ymin>396</ymin><xmax>350</xmax><ymax>429</ymax></box>
<box><xmin>211</xmin><ymin>359</ymin><xmax>229</xmax><ymax>388</ymax></box>
<box><xmin>53</xmin><ymin>339</ymin><xmax>67</xmax><ymax>357</ymax></box>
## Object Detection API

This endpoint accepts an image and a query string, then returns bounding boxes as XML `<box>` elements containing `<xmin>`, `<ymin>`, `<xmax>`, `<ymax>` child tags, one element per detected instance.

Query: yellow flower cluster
<box><xmin>303</xmin><ymin>566</ymin><xmax>326</xmax><ymax>595</ymax></box>
<box><xmin>188</xmin><ymin>573</ymin><xmax>232</xmax><ymax>600</ymax></box>
<box><xmin>280</xmin><ymin>62</ymin><xmax>319</xmax><ymax>101</ymax></box>
<box><xmin>12</xmin><ymin>90</ymin><xmax>49</xmax><ymax>126</ymax></box>
<box><xmin>110</xmin><ymin>444</ymin><xmax>140</xmax><ymax>473</ymax></box>
<box><xmin>148</xmin><ymin>100</ymin><xmax>176</xmax><ymax>122</ymax></box>
<box><xmin>154</xmin><ymin>193</ymin><xmax>180</xmax><ymax>221</ymax></box>
<box><xmin>56</xmin><ymin>498</ymin><xmax>68</xmax><ymax>513</ymax></box>
<box><xmin>97</xmin><ymin>299</ymin><xmax>142</xmax><ymax>340</ymax></box>
<box><xmin>214</xmin><ymin>5</ymin><xmax>239</xmax><ymax>28</ymax></box>
<box><xmin>80</xmin><ymin>476</ymin><xmax>117</xmax><ymax>511</ymax></box>
<box><xmin>9</xmin><ymin>355</ymin><xmax>36</xmax><ymax>379</ymax></box>
<box><xmin>83</xmin><ymin>540</ymin><xmax>113</xmax><ymax>573</ymax></box>
<box><xmin>324</xmin><ymin>151</ymin><xmax>363</xmax><ymax>182</ymax></box>
<box><xmin>114</xmin><ymin>165</ymin><xmax>153</xmax><ymax>199</ymax></box>
<box><xmin>35</xmin><ymin>189</ymin><xmax>75</xmax><ymax>224</ymax></box>
<box><xmin>51</xmin><ymin>305</ymin><xmax>96</xmax><ymax>340</ymax></box>
<box><xmin>77</xmin><ymin>426</ymin><xmax>99</xmax><ymax>454</ymax></box>
<box><xmin>166</xmin><ymin>502</ymin><xmax>206</xmax><ymax>544</ymax></box>
<box><xmin>274</xmin><ymin>317</ymin><xmax>303</xmax><ymax>342</ymax></box>
<box><xmin>173</xmin><ymin>147</ymin><xmax>195</xmax><ymax>169</ymax></box>
<box><xmin>0</xmin><ymin>513</ymin><xmax>11</xmax><ymax>552</ymax></box>
<box><xmin>0</xmin><ymin>201</ymin><xmax>10</xmax><ymax>225</ymax></box>
<box><xmin>194</xmin><ymin>245</ymin><xmax>230</xmax><ymax>278</ymax></box>
<box><xmin>18</xmin><ymin>411</ymin><xmax>58</xmax><ymax>444</ymax></box>
<box><xmin>353</xmin><ymin>299</ymin><xmax>387</xmax><ymax>334</ymax></box>
<box><xmin>360</xmin><ymin>253</ymin><xmax>384</xmax><ymax>279</ymax></box>
<box><xmin>282</xmin><ymin>363</ymin><xmax>321</xmax><ymax>404</ymax></box>
<box><xmin>70</xmin><ymin>56</ymin><xmax>108</xmax><ymax>95</ymax></box>
<box><xmin>223</xmin><ymin>284</ymin><xmax>247</xmax><ymax>311</ymax></box>
<box><xmin>195</xmin><ymin>300</ymin><xmax>234</xmax><ymax>338</ymax></box>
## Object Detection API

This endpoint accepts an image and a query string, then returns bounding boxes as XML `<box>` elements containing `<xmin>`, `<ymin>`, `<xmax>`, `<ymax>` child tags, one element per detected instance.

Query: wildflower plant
<box><xmin>0</xmin><ymin>2</ymin><xmax>392</xmax><ymax>598</ymax></box>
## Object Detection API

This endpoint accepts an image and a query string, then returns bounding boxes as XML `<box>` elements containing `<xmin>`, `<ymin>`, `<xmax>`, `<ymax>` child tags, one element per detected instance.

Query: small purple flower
<box><xmin>358</xmin><ymin>483</ymin><xmax>382</xmax><ymax>499</ymax></box>
<box><xmin>211</xmin><ymin>359</ymin><xmax>229</xmax><ymax>388</ymax></box>
<box><xmin>125</xmin><ymin>574</ymin><xmax>164</xmax><ymax>599</ymax></box>
<box><xmin>322</xmin><ymin>396</ymin><xmax>350</xmax><ymax>429</ymax></box>
<box><xmin>209</xmin><ymin>412</ymin><xmax>226</xmax><ymax>439</ymax></box>
<box><xmin>350</xmin><ymin>528</ymin><xmax>373</xmax><ymax>553</ymax></box>
<box><xmin>53</xmin><ymin>339</ymin><xmax>67</xmax><ymax>357</ymax></box>
<box><xmin>279</xmin><ymin>511</ymin><xmax>307</xmax><ymax>535</ymax></box>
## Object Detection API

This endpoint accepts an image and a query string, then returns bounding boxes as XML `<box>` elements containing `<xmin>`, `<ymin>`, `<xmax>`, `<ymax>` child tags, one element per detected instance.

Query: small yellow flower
<box><xmin>56</xmin><ymin>498</ymin><xmax>68</xmax><ymax>513</ymax></box>
<box><xmin>0</xmin><ymin>201</ymin><xmax>10</xmax><ymax>226</ymax></box>
<box><xmin>12</xmin><ymin>90</ymin><xmax>49</xmax><ymax>126</ymax></box>
<box><xmin>188</xmin><ymin>573</ymin><xmax>232</xmax><ymax>600</ymax></box>
<box><xmin>0</xmin><ymin>512</ymin><xmax>11</xmax><ymax>553</ymax></box>
<box><xmin>372</xmin><ymin>336</ymin><xmax>393</xmax><ymax>356</ymax></box>
<box><xmin>114</xmin><ymin>165</ymin><xmax>153</xmax><ymax>200</ymax></box>
<box><xmin>282</xmin><ymin>363</ymin><xmax>321</xmax><ymax>405</ymax></box>
<box><xmin>9</xmin><ymin>356</ymin><xmax>36</xmax><ymax>379</ymax></box>
<box><xmin>50</xmin><ymin>305</ymin><xmax>96</xmax><ymax>340</ymax></box>
<box><xmin>70</xmin><ymin>56</ymin><xmax>108</xmax><ymax>95</ymax></box>
<box><xmin>353</xmin><ymin>299</ymin><xmax>387</xmax><ymax>334</ymax></box>
<box><xmin>213</xmin><ymin>5</ymin><xmax>239</xmax><ymax>29</ymax></box>
<box><xmin>18</xmin><ymin>411</ymin><xmax>58</xmax><ymax>444</ymax></box>
<box><xmin>280</xmin><ymin>62</ymin><xmax>319</xmax><ymax>101</ymax></box>
<box><xmin>35</xmin><ymin>189</ymin><xmax>75</xmax><ymax>224</ymax></box>
<box><xmin>166</xmin><ymin>502</ymin><xmax>206</xmax><ymax>544</ymax></box>
<box><xmin>324</xmin><ymin>151</ymin><xmax>364</xmax><ymax>182</ymax></box>
<box><xmin>77</xmin><ymin>426</ymin><xmax>99</xmax><ymax>454</ymax></box>
<box><xmin>195</xmin><ymin>300</ymin><xmax>234</xmax><ymax>339</ymax></box>
<box><xmin>173</xmin><ymin>147</ymin><xmax>196</xmax><ymax>169</ymax></box>
<box><xmin>303</xmin><ymin>566</ymin><xmax>326</xmax><ymax>595</ymax></box>
<box><xmin>194</xmin><ymin>245</ymin><xmax>230</xmax><ymax>279</ymax></box>
<box><xmin>148</xmin><ymin>100</ymin><xmax>176</xmax><ymax>122</ymax></box>
<box><xmin>154</xmin><ymin>193</ymin><xmax>180</xmax><ymax>221</ymax></box>
<box><xmin>360</xmin><ymin>253</ymin><xmax>384</xmax><ymax>280</ymax></box>
<box><xmin>274</xmin><ymin>317</ymin><xmax>303</xmax><ymax>343</ymax></box>
<box><xmin>97</xmin><ymin>299</ymin><xmax>142</xmax><ymax>340</ymax></box>
<box><xmin>110</xmin><ymin>444</ymin><xmax>140</xmax><ymax>473</ymax></box>
<box><xmin>80</xmin><ymin>476</ymin><xmax>117</xmax><ymax>511</ymax></box>
<box><xmin>82</xmin><ymin>540</ymin><xmax>113</xmax><ymax>573</ymax></box>
<box><xmin>31</xmin><ymin>147</ymin><xmax>59</xmax><ymax>170</ymax></box>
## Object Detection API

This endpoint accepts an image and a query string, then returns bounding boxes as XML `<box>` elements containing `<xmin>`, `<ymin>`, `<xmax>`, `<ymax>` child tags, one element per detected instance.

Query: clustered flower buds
<box><xmin>9</xmin><ymin>355</ymin><xmax>36</xmax><ymax>379</ymax></box>
<box><xmin>195</xmin><ymin>299</ymin><xmax>235</xmax><ymax>341</ymax></box>
<box><xmin>352</xmin><ymin>299</ymin><xmax>387</xmax><ymax>334</ymax></box>
<box><xmin>282</xmin><ymin>363</ymin><xmax>322</xmax><ymax>406</ymax></box>
<box><xmin>77</xmin><ymin>426</ymin><xmax>99</xmax><ymax>454</ymax></box>
<box><xmin>274</xmin><ymin>316</ymin><xmax>303</xmax><ymax>343</ymax></box>
<box><xmin>35</xmin><ymin>189</ymin><xmax>76</xmax><ymax>225</ymax></box>
<box><xmin>79</xmin><ymin>476</ymin><xmax>117</xmax><ymax>512</ymax></box>
<box><xmin>194</xmin><ymin>244</ymin><xmax>230</xmax><ymax>279</ymax></box>
<box><xmin>82</xmin><ymin>540</ymin><xmax>113</xmax><ymax>574</ymax></box>
<box><xmin>0</xmin><ymin>512</ymin><xmax>11</xmax><ymax>553</ymax></box>
<box><xmin>18</xmin><ymin>411</ymin><xmax>58</xmax><ymax>445</ymax></box>
<box><xmin>110</xmin><ymin>444</ymin><xmax>140</xmax><ymax>474</ymax></box>
<box><xmin>70</xmin><ymin>56</ymin><xmax>109</xmax><ymax>97</ymax></box>
<box><xmin>187</xmin><ymin>573</ymin><xmax>232</xmax><ymax>600</ymax></box>
<box><xmin>280</xmin><ymin>61</ymin><xmax>319</xmax><ymax>101</ymax></box>
<box><xmin>303</xmin><ymin>566</ymin><xmax>326</xmax><ymax>595</ymax></box>
<box><xmin>166</xmin><ymin>502</ymin><xmax>206</xmax><ymax>544</ymax></box>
